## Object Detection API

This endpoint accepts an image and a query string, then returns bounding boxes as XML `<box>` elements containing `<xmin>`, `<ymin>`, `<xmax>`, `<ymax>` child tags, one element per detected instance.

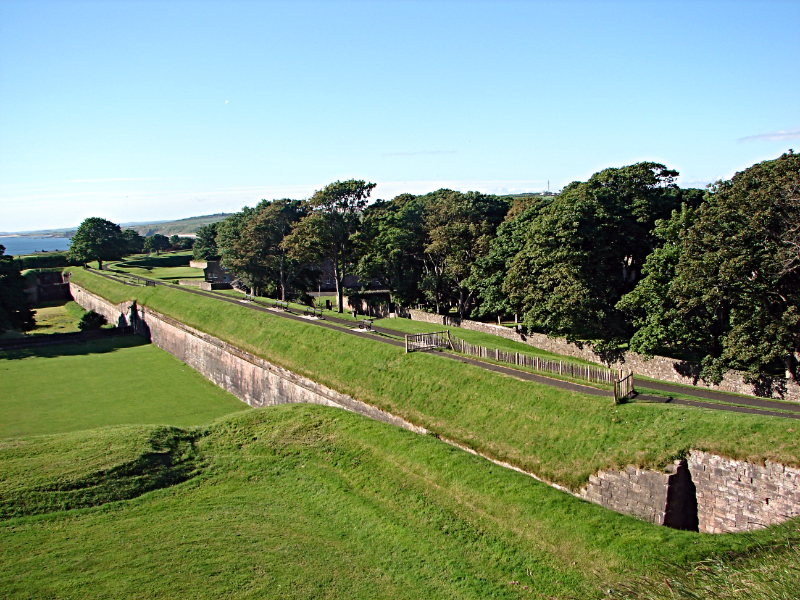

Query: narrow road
<box><xmin>81</xmin><ymin>268</ymin><xmax>800</xmax><ymax>420</ymax></box>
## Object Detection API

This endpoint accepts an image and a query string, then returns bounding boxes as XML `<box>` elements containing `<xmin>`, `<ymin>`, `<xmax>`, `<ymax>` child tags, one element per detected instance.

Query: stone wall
<box><xmin>688</xmin><ymin>451</ymin><xmax>800</xmax><ymax>533</ymax></box>
<box><xmin>405</xmin><ymin>309</ymin><xmax>800</xmax><ymax>403</ymax></box>
<box><xmin>69</xmin><ymin>283</ymin><xmax>800</xmax><ymax>533</ymax></box>
<box><xmin>69</xmin><ymin>283</ymin><xmax>426</xmax><ymax>436</ymax></box>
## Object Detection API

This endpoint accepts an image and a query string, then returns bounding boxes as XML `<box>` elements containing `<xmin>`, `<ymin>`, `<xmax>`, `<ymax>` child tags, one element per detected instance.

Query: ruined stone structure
<box><xmin>404</xmin><ymin>309</ymin><xmax>800</xmax><ymax>403</ymax></box>
<box><xmin>69</xmin><ymin>283</ymin><xmax>800</xmax><ymax>533</ymax></box>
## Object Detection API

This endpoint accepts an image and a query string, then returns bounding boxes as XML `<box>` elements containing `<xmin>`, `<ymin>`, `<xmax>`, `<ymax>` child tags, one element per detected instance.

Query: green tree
<box><xmin>169</xmin><ymin>235</ymin><xmax>181</xmax><ymax>247</ymax></box>
<box><xmin>68</xmin><ymin>217</ymin><xmax>127</xmax><ymax>270</ymax></box>
<box><xmin>220</xmin><ymin>200</ymin><xmax>315</xmax><ymax>299</ymax></box>
<box><xmin>650</xmin><ymin>151</ymin><xmax>800</xmax><ymax>384</ymax></box>
<box><xmin>0</xmin><ymin>245</ymin><xmax>35</xmax><ymax>334</ymax></box>
<box><xmin>122</xmin><ymin>229</ymin><xmax>145</xmax><ymax>254</ymax></box>
<box><xmin>503</xmin><ymin>163</ymin><xmax>690</xmax><ymax>350</ymax></box>
<box><xmin>420</xmin><ymin>190</ymin><xmax>509</xmax><ymax>316</ymax></box>
<box><xmin>353</xmin><ymin>194</ymin><xmax>427</xmax><ymax>307</ymax></box>
<box><xmin>193</xmin><ymin>223</ymin><xmax>220</xmax><ymax>261</ymax></box>
<box><xmin>467</xmin><ymin>197</ymin><xmax>551</xmax><ymax>321</ymax></box>
<box><xmin>144</xmin><ymin>234</ymin><xmax>169</xmax><ymax>255</ymax></box>
<box><xmin>284</xmin><ymin>180</ymin><xmax>376</xmax><ymax>313</ymax></box>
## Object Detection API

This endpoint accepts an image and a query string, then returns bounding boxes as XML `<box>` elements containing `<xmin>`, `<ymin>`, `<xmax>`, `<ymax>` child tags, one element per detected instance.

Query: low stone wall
<box><xmin>406</xmin><ymin>309</ymin><xmax>800</xmax><ymax>403</ymax></box>
<box><xmin>68</xmin><ymin>283</ymin><xmax>800</xmax><ymax>533</ymax></box>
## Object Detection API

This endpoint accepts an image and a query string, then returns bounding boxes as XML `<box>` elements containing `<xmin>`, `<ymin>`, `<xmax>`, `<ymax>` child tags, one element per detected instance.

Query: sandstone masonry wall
<box><xmin>68</xmin><ymin>283</ymin><xmax>426</xmax><ymax>435</ymax></box>
<box><xmin>406</xmin><ymin>309</ymin><xmax>800</xmax><ymax>403</ymax></box>
<box><xmin>688</xmin><ymin>451</ymin><xmax>800</xmax><ymax>533</ymax></box>
<box><xmin>69</xmin><ymin>283</ymin><xmax>800</xmax><ymax>533</ymax></box>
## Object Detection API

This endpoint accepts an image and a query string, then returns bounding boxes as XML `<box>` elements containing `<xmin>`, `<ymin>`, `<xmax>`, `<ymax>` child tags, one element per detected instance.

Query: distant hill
<box><xmin>2</xmin><ymin>213</ymin><xmax>231</xmax><ymax>238</ymax></box>
<box><xmin>127</xmin><ymin>213</ymin><xmax>231</xmax><ymax>237</ymax></box>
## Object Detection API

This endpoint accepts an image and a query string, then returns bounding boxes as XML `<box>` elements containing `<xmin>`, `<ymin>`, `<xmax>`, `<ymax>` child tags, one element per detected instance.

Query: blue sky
<box><xmin>1</xmin><ymin>0</ymin><xmax>798</xmax><ymax>232</ymax></box>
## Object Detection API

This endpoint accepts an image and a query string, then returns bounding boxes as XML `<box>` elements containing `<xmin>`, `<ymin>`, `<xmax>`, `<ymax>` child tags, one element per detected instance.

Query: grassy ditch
<box><xmin>1</xmin><ymin>406</ymin><xmax>795</xmax><ymax>599</ymax></box>
<box><xmin>0</xmin><ymin>336</ymin><xmax>248</xmax><ymax>438</ymax></box>
<box><xmin>66</xmin><ymin>268</ymin><xmax>800</xmax><ymax>490</ymax></box>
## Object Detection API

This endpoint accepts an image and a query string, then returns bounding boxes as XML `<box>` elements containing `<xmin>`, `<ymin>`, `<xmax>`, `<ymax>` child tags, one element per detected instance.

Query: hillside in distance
<box><xmin>126</xmin><ymin>213</ymin><xmax>231</xmax><ymax>237</ymax></box>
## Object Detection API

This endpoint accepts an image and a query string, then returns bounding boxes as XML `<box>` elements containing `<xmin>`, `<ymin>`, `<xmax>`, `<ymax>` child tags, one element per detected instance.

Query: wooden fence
<box><xmin>614</xmin><ymin>371</ymin><xmax>635</xmax><ymax>404</ymax></box>
<box><xmin>450</xmin><ymin>337</ymin><xmax>628</xmax><ymax>387</ymax></box>
<box><xmin>405</xmin><ymin>331</ymin><xmax>454</xmax><ymax>353</ymax></box>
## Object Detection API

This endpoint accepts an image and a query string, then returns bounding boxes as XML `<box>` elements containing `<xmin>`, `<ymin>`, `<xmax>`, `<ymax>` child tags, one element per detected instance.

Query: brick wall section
<box><xmin>688</xmin><ymin>451</ymin><xmax>800</xmax><ymax>533</ymax></box>
<box><xmin>406</xmin><ymin>309</ymin><xmax>800</xmax><ymax>403</ymax></box>
<box><xmin>69</xmin><ymin>284</ymin><xmax>800</xmax><ymax>533</ymax></box>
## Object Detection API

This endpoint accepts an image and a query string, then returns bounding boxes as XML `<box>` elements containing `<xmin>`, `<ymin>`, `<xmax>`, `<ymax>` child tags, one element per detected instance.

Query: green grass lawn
<box><xmin>28</xmin><ymin>300</ymin><xmax>87</xmax><ymax>334</ymax></box>
<box><xmin>2</xmin><ymin>406</ymin><xmax>797</xmax><ymax>599</ymax></box>
<box><xmin>0</xmin><ymin>336</ymin><xmax>248</xmax><ymax>438</ymax></box>
<box><xmin>99</xmin><ymin>251</ymin><xmax>205</xmax><ymax>282</ymax></box>
<box><xmin>66</xmin><ymin>268</ymin><xmax>800</xmax><ymax>490</ymax></box>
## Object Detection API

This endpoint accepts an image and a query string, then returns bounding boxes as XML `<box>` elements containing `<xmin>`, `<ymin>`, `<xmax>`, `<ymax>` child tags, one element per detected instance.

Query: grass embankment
<box><xmin>29</xmin><ymin>299</ymin><xmax>88</xmax><ymax>334</ymax></box>
<box><xmin>101</xmin><ymin>251</ymin><xmax>204</xmax><ymax>282</ymax></box>
<box><xmin>67</xmin><ymin>268</ymin><xmax>800</xmax><ymax>489</ymax></box>
<box><xmin>0</xmin><ymin>337</ymin><xmax>247</xmax><ymax>438</ymax></box>
<box><xmin>2</xmin><ymin>407</ymin><xmax>798</xmax><ymax>599</ymax></box>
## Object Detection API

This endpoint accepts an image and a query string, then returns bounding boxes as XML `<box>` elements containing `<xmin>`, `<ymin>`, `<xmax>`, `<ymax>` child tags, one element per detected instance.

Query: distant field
<box><xmin>0</xmin><ymin>337</ymin><xmax>247</xmax><ymax>438</ymax></box>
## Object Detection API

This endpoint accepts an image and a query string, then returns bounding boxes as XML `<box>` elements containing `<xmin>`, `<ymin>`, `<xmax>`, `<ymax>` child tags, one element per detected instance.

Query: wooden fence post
<box><xmin>559</xmin><ymin>360</ymin><xmax>563</xmax><ymax>375</ymax></box>
<box><xmin>516</xmin><ymin>352</ymin><xmax>519</xmax><ymax>366</ymax></box>
<box><xmin>405</xmin><ymin>334</ymin><xmax>409</xmax><ymax>353</ymax></box>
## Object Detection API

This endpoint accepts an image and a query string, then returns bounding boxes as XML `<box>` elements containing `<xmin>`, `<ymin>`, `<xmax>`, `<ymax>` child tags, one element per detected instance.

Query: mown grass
<box><xmin>28</xmin><ymin>299</ymin><xmax>87</xmax><ymax>334</ymax></box>
<box><xmin>1</xmin><ymin>406</ymin><xmax>794</xmax><ymax>599</ymax></box>
<box><xmin>67</xmin><ymin>268</ymin><xmax>800</xmax><ymax>489</ymax></box>
<box><xmin>0</xmin><ymin>336</ymin><xmax>248</xmax><ymax>438</ymax></box>
<box><xmin>101</xmin><ymin>251</ymin><xmax>204</xmax><ymax>281</ymax></box>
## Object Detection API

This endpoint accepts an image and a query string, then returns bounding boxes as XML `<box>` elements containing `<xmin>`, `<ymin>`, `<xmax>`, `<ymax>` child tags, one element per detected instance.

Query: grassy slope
<box><xmin>28</xmin><ymin>300</ymin><xmax>86</xmax><ymax>334</ymax></box>
<box><xmin>103</xmin><ymin>252</ymin><xmax>205</xmax><ymax>281</ymax></box>
<box><xmin>0</xmin><ymin>337</ymin><xmax>248</xmax><ymax>438</ymax></box>
<box><xmin>2</xmin><ymin>407</ymin><xmax>795</xmax><ymax>599</ymax></box>
<box><xmin>67</xmin><ymin>268</ymin><xmax>800</xmax><ymax>489</ymax></box>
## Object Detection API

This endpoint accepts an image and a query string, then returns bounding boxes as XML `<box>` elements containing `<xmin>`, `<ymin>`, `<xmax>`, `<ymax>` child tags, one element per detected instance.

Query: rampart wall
<box><xmin>405</xmin><ymin>309</ymin><xmax>800</xmax><ymax>403</ymax></box>
<box><xmin>69</xmin><ymin>283</ymin><xmax>800</xmax><ymax>533</ymax></box>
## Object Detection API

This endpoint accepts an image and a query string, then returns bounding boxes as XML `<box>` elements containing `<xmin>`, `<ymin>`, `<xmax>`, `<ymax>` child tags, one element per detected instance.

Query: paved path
<box><xmin>635</xmin><ymin>379</ymin><xmax>800</xmax><ymax>414</ymax></box>
<box><xmin>80</xmin><ymin>268</ymin><xmax>800</xmax><ymax>420</ymax></box>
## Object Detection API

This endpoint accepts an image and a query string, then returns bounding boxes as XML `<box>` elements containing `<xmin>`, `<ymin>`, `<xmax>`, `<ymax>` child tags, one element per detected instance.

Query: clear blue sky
<box><xmin>1</xmin><ymin>0</ymin><xmax>798</xmax><ymax>232</ymax></box>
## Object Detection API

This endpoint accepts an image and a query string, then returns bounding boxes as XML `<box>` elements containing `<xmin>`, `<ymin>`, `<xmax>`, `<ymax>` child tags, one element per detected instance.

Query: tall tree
<box><xmin>353</xmin><ymin>194</ymin><xmax>427</xmax><ymax>307</ymax></box>
<box><xmin>68</xmin><ymin>217</ymin><xmax>127</xmax><ymax>270</ymax></box>
<box><xmin>122</xmin><ymin>229</ymin><xmax>145</xmax><ymax>254</ymax></box>
<box><xmin>645</xmin><ymin>151</ymin><xmax>800</xmax><ymax>384</ymax></box>
<box><xmin>221</xmin><ymin>200</ymin><xmax>315</xmax><ymax>299</ymax></box>
<box><xmin>0</xmin><ymin>245</ymin><xmax>35</xmax><ymax>334</ymax></box>
<box><xmin>144</xmin><ymin>234</ymin><xmax>169</xmax><ymax>255</ymax></box>
<box><xmin>503</xmin><ymin>163</ymin><xmax>688</xmax><ymax>349</ymax></box>
<box><xmin>284</xmin><ymin>180</ymin><xmax>376</xmax><ymax>312</ymax></box>
<box><xmin>193</xmin><ymin>223</ymin><xmax>221</xmax><ymax>261</ymax></box>
<box><xmin>467</xmin><ymin>196</ymin><xmax>551</xmax><ymax>321</ymax></box>
<box><xmin>420</xmin><ymin>190</ymin><xmax>509</xmax><ymax>316</ymax></box>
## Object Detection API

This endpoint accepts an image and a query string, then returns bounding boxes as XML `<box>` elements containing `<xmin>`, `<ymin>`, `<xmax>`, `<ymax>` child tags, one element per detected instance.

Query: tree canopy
<box><xmin>0</xmin><ymin>245</ymin><xmax>35</xmax><ymax>334</ymax></box>
<box><xmin>193</xmin><ymin>223</ymin><xmax>221</xmax><ymax>261</ymax></box>
<box><xmin>284</xmin><ymin>179</ymin><xmax>376</xmax><ymax>312</ymax></box>
<box><xmin>68</xmin><ymin>217</ymin><xmax>127</xmax><ymax>270</ymax></box>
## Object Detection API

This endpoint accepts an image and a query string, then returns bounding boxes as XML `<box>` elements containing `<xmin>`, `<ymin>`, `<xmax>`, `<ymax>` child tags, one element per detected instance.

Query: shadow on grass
<box><xmin>0</xmin><ymin>336</ymin><xmax>149</xmax><ymax>361</ymax></box>
<box><xmin>0</xmin><ymin>427</ymin><xmax>203</xmax><ymax>519</ymax></box>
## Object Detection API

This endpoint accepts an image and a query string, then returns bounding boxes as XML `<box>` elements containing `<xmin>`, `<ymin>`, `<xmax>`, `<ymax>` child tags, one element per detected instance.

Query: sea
<box><xmin>0</xmin><ymin>236</ymin><xmax>72</xmax><ymax>256</ymax></box>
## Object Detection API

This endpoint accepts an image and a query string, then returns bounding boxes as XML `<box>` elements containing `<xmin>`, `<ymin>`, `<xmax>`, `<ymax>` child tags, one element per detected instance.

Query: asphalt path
<box><xmin>82</xmin><ymin>268</ymin><xmax>800</xmax><ymax>420</ymax></box>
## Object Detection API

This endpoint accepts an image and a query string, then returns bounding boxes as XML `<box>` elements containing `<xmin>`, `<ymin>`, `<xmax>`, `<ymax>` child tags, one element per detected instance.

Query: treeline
<box><xmin>197</xmin><ymin>152</ymin><xmax>799</xmax><ymax>383</ymax></box>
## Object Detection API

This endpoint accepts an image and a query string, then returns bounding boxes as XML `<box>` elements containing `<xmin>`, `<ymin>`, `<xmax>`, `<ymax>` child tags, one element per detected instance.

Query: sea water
<box><xmin>0</xmin><ymin>236</ymin><xmax>71</xmax><ymax>256</ymax></box>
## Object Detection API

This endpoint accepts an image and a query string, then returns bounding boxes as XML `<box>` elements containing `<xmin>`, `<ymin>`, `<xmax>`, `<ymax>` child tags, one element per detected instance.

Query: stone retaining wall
<box><xmin>68</xmin><ymin>283</ymin><xmax>425</xmax><ymax>435</ymax></box>
<box><xmin>69</xmin><ymin>283</ymin><xmax>800</xmax><ymax>533</ymax></box>
<box><xmin>406</xmin><ymin>309</ymin><xmax>800</xmax><ymax>403</ymax></box>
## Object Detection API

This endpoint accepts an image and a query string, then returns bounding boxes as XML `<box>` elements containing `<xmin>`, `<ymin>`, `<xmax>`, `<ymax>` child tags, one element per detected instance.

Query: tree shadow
<box><xmin>0</xmin><ymin>335</ymin><xmax>149</xmax><ymax>361</ymax></box>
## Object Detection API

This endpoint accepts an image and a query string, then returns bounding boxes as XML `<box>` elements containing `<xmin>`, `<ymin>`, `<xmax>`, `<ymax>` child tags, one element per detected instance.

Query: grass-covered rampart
<box><xmin>67</xmin><ymin>268</ymin><xmax>800</xmax><ymax>490</ymax></box>
<box><xmin>2</xmin><ymin>407</ymin><xmax>798</xmax><ymax>599</ymax></box>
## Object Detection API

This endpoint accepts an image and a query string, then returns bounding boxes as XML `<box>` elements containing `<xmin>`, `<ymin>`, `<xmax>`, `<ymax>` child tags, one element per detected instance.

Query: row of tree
<box><xmin>67</xmin><ymin>221</ymin><xmax>194</xmax><ymax>269</ymax></box>
<box><xmin>199</xmin><ymin>152</ymin><xmax>798</xmax><ymax>384</ymax></box>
